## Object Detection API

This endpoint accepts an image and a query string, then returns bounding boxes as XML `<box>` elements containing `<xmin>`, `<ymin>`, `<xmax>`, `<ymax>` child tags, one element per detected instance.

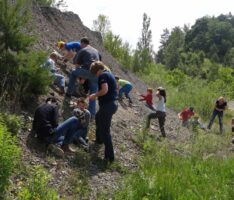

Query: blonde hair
<box><xmin>218</xmin><ymin>96</ymin><xmax>225</xmax><ymax>102</ymax></box>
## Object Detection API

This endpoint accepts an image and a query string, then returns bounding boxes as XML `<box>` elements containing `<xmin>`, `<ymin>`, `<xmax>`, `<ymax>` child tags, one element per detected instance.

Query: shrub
<box><xmin>0</xmin><ymin>123</ymin><xmax>20</xmax><ymax>197</ymax></box>
<box><xmin>0</xmin><ymin>113</ymin><xmax>22</xmax><ymax>135</ymax></box>
<box><xmin>18</xmin><ymin>166</ymin><xmax>59</xmax><ymax>200</ymax></box>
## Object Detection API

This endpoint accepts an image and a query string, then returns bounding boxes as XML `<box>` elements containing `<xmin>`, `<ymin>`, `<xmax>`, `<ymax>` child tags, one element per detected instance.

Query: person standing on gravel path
<box><xmin>207</xmin><ymin>96</ymin><xmax>227</xmax><ymax>134</ymax></box>
<box><xmin>66</xmin><ymin>37</ymin><xmax>101</xmax><ymax>119</ymax></box>
<box><xmin>146</xmin><ymin>87</ymin><xmax>167</xmax><ymax>137</ymax></box>
<box><xmin>89</xmin><ymin>61</ymin><xmax>118</xmax><ymax>162</ymax></box>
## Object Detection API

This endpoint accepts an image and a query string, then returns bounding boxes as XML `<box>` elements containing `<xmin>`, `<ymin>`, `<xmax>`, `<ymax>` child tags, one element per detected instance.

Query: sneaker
<box><xmin>47</xmin><ymin>144</ymin><xmax>64</xmax><ymax>158</ymax></box>
<box><xmin>61</xmin><ymin>144</ymin><xmax>76</xmax><ymax>153</ymax></box>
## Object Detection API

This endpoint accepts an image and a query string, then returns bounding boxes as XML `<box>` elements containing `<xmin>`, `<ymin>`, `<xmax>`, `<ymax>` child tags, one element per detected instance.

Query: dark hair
<box><xmin>80</xmin><ymin>37</ymin><xmax>89</xmax><ymax>45</ymax></box>
<box><xmin>189</xmin><ymin>107</ymin><xmax>194</xmax><ymax>112</ymax></box>
<box><xmin>90</xmin><ymin>61</ymin><xmax>105</xmax><ymax>74</ymax></box>
<box><xmin>157</xmin><ymin>87</ymin><xmax>166</xmax><ymax>103</ymax></box>
<box><xmin>115</xmin><ymin>76</ymin><xmax>120</xmax><ymax>80</ymax></box>
<box><xmin>45</xmin><ymin>97</ymin><xmax>57</xmax><ymax>103</ymax></box>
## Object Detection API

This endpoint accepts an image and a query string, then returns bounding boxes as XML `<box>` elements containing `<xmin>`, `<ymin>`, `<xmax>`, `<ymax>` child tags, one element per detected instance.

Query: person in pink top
<box><xmin>139</xmin><ymin>88</ymin><xmax>155</xmax><ymax>111</ymax></box>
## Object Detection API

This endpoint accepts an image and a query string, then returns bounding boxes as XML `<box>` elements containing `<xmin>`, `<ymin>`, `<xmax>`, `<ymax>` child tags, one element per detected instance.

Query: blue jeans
<box><xmin>95</xmin><ymin>101</ymin><xmax>118</xmax><ymax>161</ymax></box>
<box><xmin>67</xmin><ymin>68</ymin><xmax>98</xmax><ymax>117</ymax></box>
<box><xmin>54</xmin><ymin>73</ymin><xmax>65</xmax><ymax>89</ymax></box>
<box><xmin>47</xmin><ymin>116</ymin><xmax>82</xmax><ymax>145</ymax></box>
<box><xmin>207</xmin><ymin>109</ymin><xmax>223</xmax><ymax>133</ymax></box>
<box><xmin>73</xmin><ymin>127</ymin><xmax>88</xmax><ymax>146</ymax></box>
<box><xmin>119</xmin><ymin>84</ymin><xmax>133</xmax><ymax>103</ymax></box>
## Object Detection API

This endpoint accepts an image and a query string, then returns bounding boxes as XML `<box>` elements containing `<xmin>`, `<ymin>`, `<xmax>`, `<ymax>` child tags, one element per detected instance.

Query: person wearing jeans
<box><xmin>115</xmin><ymin>76</ymin><xmax>133</xmax><ymax>104</ymax></box>
<box><xmin>89</xmin><ymin>61</ymin><xmax>118</xmax><ymax>162</ymax></box>
<box><xmin>66</xmin><ymin>37</ymin><xmax>101</xmax><ymax>118</ymax></box>
<box><xmin>207</xmin><ymin>96</ymin><xmax>227</xmax><ymax>133</ymax></box>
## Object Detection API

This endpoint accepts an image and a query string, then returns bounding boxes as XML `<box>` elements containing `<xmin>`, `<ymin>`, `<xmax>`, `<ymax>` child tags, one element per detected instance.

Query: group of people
<box><xmin>33</xmin><ymin>37</ymin><xmax>232</xmax><ymax>163</ymax></box>
<box><xmin>178</xmin><ymin>96</ymin><xmax>228</xmax><ymax>134</ymax></box>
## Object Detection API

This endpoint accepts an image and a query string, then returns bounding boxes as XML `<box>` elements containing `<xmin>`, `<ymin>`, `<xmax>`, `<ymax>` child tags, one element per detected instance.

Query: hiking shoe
<box><xmin>47</xmin><ymin>144</ymin><xmax>64</xmax><ymax>158</ymax></box>
<box><xmin>61</xmin><ymin>144</ymin><xmax>76</xmax><ymax>153</ymax></box>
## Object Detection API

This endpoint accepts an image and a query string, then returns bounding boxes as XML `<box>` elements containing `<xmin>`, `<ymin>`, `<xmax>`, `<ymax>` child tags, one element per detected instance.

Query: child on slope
<box><xmin>146</xmin><ymin>87</ymin><xmax>167</xmax><ymax>137</ymax></box>
<box><xmin>139</xmin><ymin>88</ymin><xmax>156</xmax><ymax>111</ymax></box>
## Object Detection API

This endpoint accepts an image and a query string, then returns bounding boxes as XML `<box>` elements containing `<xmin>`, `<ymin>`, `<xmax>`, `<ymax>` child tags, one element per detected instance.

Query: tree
<box><xmin>92</xmin><ymin>14</ymin><xmax>111</xmax><ymax>38</ymax></box>
<box><xmin>0</xmin><ymin>0</ymin><xmax>51</xmax><ymax>106</ymax></box>
<box><xmin>133</xmin><ymin>13</ymin><xmax>154</xmax><ymax>72</ymax></box>
<box><xmin>163</xmin><ymin>27</ymin><xmax>185</xmax><ymax>70</ymax></box>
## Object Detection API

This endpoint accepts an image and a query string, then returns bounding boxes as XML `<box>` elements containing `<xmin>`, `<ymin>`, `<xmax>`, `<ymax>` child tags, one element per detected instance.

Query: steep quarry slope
<box><xmin>15</xmin><ymin>5</ymin><xmax>192</xmax><ymax>199</ymax></box>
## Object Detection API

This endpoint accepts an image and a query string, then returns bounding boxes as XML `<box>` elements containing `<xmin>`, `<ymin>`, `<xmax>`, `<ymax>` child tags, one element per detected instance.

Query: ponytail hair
<box><xmin>157</xmin><ymin>87</ymin><xmax>166</xmax><ymax>103</ymax></box>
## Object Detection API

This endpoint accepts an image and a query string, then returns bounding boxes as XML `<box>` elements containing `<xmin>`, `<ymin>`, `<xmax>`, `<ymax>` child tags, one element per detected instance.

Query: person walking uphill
<box><xmin>66</xmin><ymin>37</ymin><xmax>101</xmax><ymax>119</ymax></box>
<box><xmin>146</xmin><ymin>87</ymin><xmax>167</xmax><ymax>137</ymax></box>
<box><xmin>89</xmin><ymin>61</ymin><xmax>118</xmax><ymax>162</ymax></box>
<box><xmin>207</xmin><ymin>96</ymin><xmax>227</xmax><ymax>134</ymax></box>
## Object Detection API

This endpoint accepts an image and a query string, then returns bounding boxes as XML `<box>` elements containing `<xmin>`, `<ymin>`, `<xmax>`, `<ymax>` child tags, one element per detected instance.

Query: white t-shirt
<box><xmin>43</xmin><ymin>58</ymin><xmax>56</xmax><ymax>73</ymax></box>
<box><xmin>156</xmin><ymin>96</ymin><xmax>166</xmax><ymax>112</ymax></box>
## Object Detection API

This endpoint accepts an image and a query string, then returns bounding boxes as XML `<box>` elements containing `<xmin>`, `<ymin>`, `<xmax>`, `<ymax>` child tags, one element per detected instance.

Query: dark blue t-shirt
<box><xmin>98</xmin><ymin>72</ymin><xmax>117</xmax><ymax>106</ymax></box>
<box><xmin>65</xmin><ymin>42</ymin><xmax>81</xmax><ymax>52</ymax></box>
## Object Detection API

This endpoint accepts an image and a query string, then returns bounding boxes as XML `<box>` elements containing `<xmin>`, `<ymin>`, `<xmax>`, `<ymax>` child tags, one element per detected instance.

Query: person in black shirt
<box><xmin>32</xmin><ymin>97</ymin><xmax>85</xmax><ymax>155</ymax></box>
<box><xmin>89</xmin><ymin>61</ymin><xmax>118</xmax><ymax>162</ymax></box>
<box><xmin>207</xmin><ymin>96</ymin><xmax>227</xmax><ymax>133</ymax></box>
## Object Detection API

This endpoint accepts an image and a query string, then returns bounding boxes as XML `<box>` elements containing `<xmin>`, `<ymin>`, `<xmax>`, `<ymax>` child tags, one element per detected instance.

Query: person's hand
<box><xmin>89</xmin><ymin>94</ymin><xmax>96</xmax><ymax>100</ymax></box>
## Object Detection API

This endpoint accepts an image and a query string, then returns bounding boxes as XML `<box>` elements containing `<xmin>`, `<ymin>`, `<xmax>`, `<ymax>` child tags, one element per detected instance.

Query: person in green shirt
<box><xmin>115</xmin><ymin>76</ymin><xmax>133</xmax><ymax>104</ymax></box>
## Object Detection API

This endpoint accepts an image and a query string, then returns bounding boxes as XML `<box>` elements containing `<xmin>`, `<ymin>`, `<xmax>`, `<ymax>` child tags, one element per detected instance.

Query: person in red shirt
<box><xmin>178</xmin><ymin>107</ymin><xmax>195</xmax><ymax>127</ymax></box>
<box><xmin>139</xmin><ymin>88</ymin><xmax>156</xmax><ymax>111</ymax></box>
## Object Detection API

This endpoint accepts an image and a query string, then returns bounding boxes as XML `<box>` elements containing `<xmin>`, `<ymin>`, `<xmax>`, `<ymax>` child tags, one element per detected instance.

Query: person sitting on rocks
<box><xmin>32</xmin><ymin>97</ymin><xmax>86</xmax><ymax>157</ymax></box>
<box><xmin>139</xmin><ymin>88</ymin><xmax>155</xmax><ymax>111</ymax></box>
<box><xmin>57</xmin><ymin>40</ymin><xmax>81</xmax><ymax>64</ymax></box>
<box><xmin>115</xmin><ymin>76</ymin><xmax>133</xmax><ymax>105</ymax></box>
<box><xmin>42</xmin><ymin>52</ymin><xmax>65</xmax><ymax>95</ymax></box>
<box><xmin>72</xmin><ymin>97</ymin><xmax>91</xmax><ymax>149</ymax></box>
<box><xmin>189</xmin><ymin>114</ymin><xmax>206</xmax><ymax>131</ymax></box>
<box><xmin>178</xmin><ymin>107</ymin><xmax>195</xmax><ymax>128</ymax></box>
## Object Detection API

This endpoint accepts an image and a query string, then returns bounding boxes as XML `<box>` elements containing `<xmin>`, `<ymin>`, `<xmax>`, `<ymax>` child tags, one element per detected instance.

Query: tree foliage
<box><xmin>133</xmin><ymin>13</ymin><xmax>154</xmax><ymax>72</ymax></box>
<box><xmin>0</xmin><ymin>0</ymin><xmax>51</xmax><ymax>107</ymax></box>
<box><xmin>92</xmin><ymin>14</ymin><xmax>111</xmax><ymax>38</ymax></box>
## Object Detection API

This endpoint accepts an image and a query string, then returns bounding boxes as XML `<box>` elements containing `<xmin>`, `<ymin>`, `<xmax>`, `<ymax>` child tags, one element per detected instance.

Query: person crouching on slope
<box><xmin>146</xmin><ymin>87</ymin><xmax>167</xmax><ymax>137</ymax></box>
<box><xmin>115</xmin><ymin>76</ymin><xmax>133</xmax><ymax>105</ymax></box>
<box><xmin>178</xmin><ymin>107</ymin><xmax>195</xmax><ymax>128</ymax></box>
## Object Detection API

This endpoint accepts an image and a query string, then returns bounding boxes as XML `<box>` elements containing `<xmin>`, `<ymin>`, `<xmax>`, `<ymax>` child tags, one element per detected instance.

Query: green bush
<box><xmin>18</xmin><ymin>166</ymin><xmax>59</xmax><ymax>200</ymax></box>
<box><xmin>0</xmin><ymin>113</ymin><xmax>22</xmax><ymax>135</ymax></box>
<box><xmin>0</xmin><ymin>123</ymin><xmax>20</xmax><ymax>197</ymax></box>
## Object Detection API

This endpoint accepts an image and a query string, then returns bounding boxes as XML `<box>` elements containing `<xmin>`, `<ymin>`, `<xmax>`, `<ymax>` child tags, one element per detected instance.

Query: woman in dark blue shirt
<box><xmin>89</xmin><ymin>61</ymin><xmax>118</xmax><ymax>162</ymax></box>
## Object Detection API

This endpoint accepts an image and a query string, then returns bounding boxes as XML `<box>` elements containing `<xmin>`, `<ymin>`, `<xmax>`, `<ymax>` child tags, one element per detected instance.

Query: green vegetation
<box><xmin>0</xmin><ymin>113</ymin><xmax>22</xmax><ymax>135</ymax></box>
<box><xmin>18</xmin><ymin>166</ymin><xmax>59</xmax><ymax>200</ymax></box>
<box><xmin>114</xmin><ymin>133</ymin><xmax>234</xmax><ymax>200</ymax></box>
<box><xmin>0</xmin><ymin>0</ymin><xmax>52</xmax><ymax>107</ymax></box>
<box><xmin>0</xmin><ymin>122</ymin><xmax>20</xmax><ymax>198</ymax></box>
